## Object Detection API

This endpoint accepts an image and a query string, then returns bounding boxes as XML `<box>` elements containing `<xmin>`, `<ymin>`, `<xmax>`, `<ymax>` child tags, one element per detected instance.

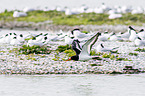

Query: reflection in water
<box><xmin>0</xmin><ymin>74</ymin><xmax>145</xmax><ymax>96</ymax></box>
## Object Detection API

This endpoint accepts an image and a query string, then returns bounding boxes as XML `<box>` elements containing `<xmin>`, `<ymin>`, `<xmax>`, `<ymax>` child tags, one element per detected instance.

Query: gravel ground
<box><xmin>0</xmin><ymin>29</ymin><xmax>145</xmax><ymax>75</ymax></box>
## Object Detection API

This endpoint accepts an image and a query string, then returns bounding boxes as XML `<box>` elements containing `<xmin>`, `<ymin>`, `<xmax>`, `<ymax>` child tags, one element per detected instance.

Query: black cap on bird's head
<box><xmin>97</xmin><ymin>32</ymin><xmax>101</xmax><ymax>36</ymax></box>
<box><xmin>13</xmin><ymin>33</ymin><xmax>17</xmax><ymax>35</ymax></box>
<box><xmin>137</xmin><ymin>37</ymin><xmax>142</xmax><ymax>40</ymax></box>
<box><xmin>44</xmin><ymin>36</ymin><xmax>47</xmax><ymax>40</ymax></box>
<box><xmin>71</xmin><ymin>30</ymin><xmax>74</xmax><ymax>35</ymax></box>
<box><xmin>44</xmin><ymin>33</ymin><xmax>48</xmax><ymax>36</ymax></box>
<box><xmin>35</xmin><ymin>35</ymin><xmax>39</xmax><ymax>37</ymax></box>
<box><xmin>39</xmin><ymin>33</ymin><xmax>43</xmax><ymax>35</ymax></box>
<box><xmin>71</xmin><ymin>28</ymin><xmax>80</xmax><ymax>35</ymax></box>
<box><xmin>13</xmin><ymin>37</ymin><xmax>17</xmax><ymax>39</ymax></box>
<box><xmin>73</xmin><ymin>28</ymin><xmax>80</xmax><ymax>31</ymax></box>
<box><xmin>5</xmin><ymin>34</ymin><xmax>8</xmax><ymax>37</ymax></box>
<box><xmin>20</xmin><ymin>34</ymin><xmax>23</xmax><ymax>37</ymax></box>
<box><xmin>104</xmin><ymin>31</ymin><xmax>108</xmax><ymax>34</ymax></box>
<box><xmin>121</xmin><ymin>32</ymin><xmax>124</xmax><ymax>34</ymax></box>
<box><xmin>100</xmin><ymin>43</ymin><xmax>104</xmax><ymax>48</ymax></box>
<box><xmin>111</xmin><ymin>32</ymin><xmax>116</xmax><ymax>36</ymax></box>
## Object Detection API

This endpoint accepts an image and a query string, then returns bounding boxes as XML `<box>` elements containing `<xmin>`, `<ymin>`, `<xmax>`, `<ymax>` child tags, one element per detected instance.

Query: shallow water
<box><xmin>0</xmin><ymin>74</ymin><xmax>145</xmax><ymax>96</ymax></box>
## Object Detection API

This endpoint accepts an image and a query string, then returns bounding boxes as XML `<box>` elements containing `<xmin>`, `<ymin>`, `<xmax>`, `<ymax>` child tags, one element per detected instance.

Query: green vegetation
<box><xmin>90</xmin><ymin>50</ymin><xmax>103</xmax><ymax>56</ymax></box>
<box><xmin>102</xmin><ymin>53</ymin><xmax>112</xmax><ymax>58</ymax></box>
<box><xmin>55</xmin><ymin>44</ymin><xmax>71</xmax><ymax>52</ymax></box>
<box><xmin>81</xmin><ymin>31</ymin><xmax>90</xmax><ymax>34</ymax></box>
<box><xmin>90</xmin><ymin>64</ymin><xmax>103</xmax><ymax>66</ymax></box>
<box><xmin>116</xmin><ymin>58</ymin><xmax>132</xmax><ymax>61</ymax></box>
<box><xmin>64</xmin><ymin>49</ymin><xmax>76</xmax><ymax>57</ymax></box>
<box><xmin>129</xmin><ymin>52</ymin><xmax>138</xmax><ymax>56</ymax></box>
<box><xmin>52</xmin><ymin>51</ymin><xmax>60</xmax><ymax>61</ymax></box>
<box><xmin>26</xmin><ymin>55</ymin><xmax>37</xmax><ymax>61</ymax></box>
<box><xmin>10</xmin><ymin>45</ymin><xmax>51</xmax><ymax>55</ymax></box>
<box><xmin>1</xmin><ymin>10</ymin><xmax>145</xmax><ymax>26</ymax></box>
<box><xmin>134</xmin><ymin>48</ymin><xmax>145</xmax><ymax>52</ymax></box>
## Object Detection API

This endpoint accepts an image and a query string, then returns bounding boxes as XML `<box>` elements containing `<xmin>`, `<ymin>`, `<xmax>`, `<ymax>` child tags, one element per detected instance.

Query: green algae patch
<box><xmin>55</xmin><ymin>44</ymin><xmax>71</xmax><ymax>52</ymax></box>
<box><xmin>90</xmin><ymin>64</ymin><xmax>103</xmax><ymax>66</ymax></box>
<box><xmin>129</xmin><ymin>52</ymin><xmax>138</xmax><ymax>56</ymax></box>
<box><xmin>134</xmin><ymin>48</ymin><xmax>145</xmax><ymax>52</ymax></box>
<box><xmin>64</xmin><ymin>49</ymin><xmax>76</xmax><ymax>57</ymax></box>
<box><xmin>9</xmin><ymin>45</ymin><xmax>51</xmax><ymax>55</ymax></box>
<box><xmin>116</xmin><ymin>58</ymin><xmax>132</xmax><ymax>61</ymax></box>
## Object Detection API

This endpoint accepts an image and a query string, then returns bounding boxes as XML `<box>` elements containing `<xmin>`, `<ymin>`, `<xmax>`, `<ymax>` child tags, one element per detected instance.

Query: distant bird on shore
<box><xmin>10</xmin><ymin>37</ymin><xmax>21</xmax><ymax>45</ymax></box>
<box><xmin>134</xmin><ymin>37</ymin><xmax>145</xmax><ymax>46</ymax></box>
<box><xmin>129</xmin><ymin>26</ymin><xmax>138</xmax><ymax>41</ymax></box>
<box><xmin>17</xmin><ymin>34</ymin><xmax>25</xmax><ymax>42</ymax></box>
<box><xmin>96</xmin><ymin>43</ymin><xmax>119</xmax><ymax>52</ymax></box>
<box><xmin>138</xmin><ymin>29</ymin><xmax>145</xmax><ymax>40</ymax></box>
<box><xmin>13</xmin><ymin>11</ymin><xmax>27</xmax><ymax>17</ymax></box>
<box><xmin>66</xmin><ymin>32</ymin><xmax>101</xmax><ymax>61</ymax></box>
<box><xmin>71</xmin><ymin>28</ymin><xmax>90</xmax><ymax>40</ymax></box>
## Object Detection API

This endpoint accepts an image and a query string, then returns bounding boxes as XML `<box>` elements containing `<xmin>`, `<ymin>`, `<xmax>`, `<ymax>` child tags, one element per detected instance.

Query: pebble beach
<box><xmin>0</xmin><ymin>29</ymin><xmax>145</xmax><ymax>75</ymax></box>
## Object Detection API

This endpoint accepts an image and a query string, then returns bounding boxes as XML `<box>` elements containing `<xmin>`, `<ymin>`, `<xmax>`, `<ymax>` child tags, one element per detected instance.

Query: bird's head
<box><xmin>66</xmin><ymin>55</ymin><xmax>79</xmax><ymax>61</ymax></box>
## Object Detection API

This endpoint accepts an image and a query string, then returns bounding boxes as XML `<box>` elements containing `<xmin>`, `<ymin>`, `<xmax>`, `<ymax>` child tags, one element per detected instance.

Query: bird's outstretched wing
<box><xmin>81</xmin><ymin>32</ymin><xmax>101</xmax><ymax>55</ymax></box>
<box><xmin>72</xmin><ymin>39</ymin><xmax>82</xmax><ymax>55</ymax></box>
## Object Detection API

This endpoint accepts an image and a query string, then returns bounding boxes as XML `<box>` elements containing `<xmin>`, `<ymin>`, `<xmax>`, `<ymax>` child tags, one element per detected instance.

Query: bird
<box><xmin>71</xmin><ymin>28</ymin><xmax>89</xmax><ymax>39</ymax></box>
<box><xmin>66</xmin><ymin>32</ymin><xmax>101</xmax><ymax>61</ymax></box>
<box><xmin>17</xmin><ymin>34</ymin><xmax>25</xmax><ymax>43</ymax></box>
<box><xmin>27</xmin><ymin>37</ymin><xmax>46</xmax><ymax>47</ymax></box>
<box><xmin>10</xmin><ymin>37</ymin><xmax>21</xmax><ymax>45</ymax></box>
<box><xmin>98</xmin><ymin>31</ymin><xmax>114</xmax><ymax>41</ymax></box>
<box><xmin>129</xmin><ymin>26</ymin><xmax>138</xmax><ymax>41</ymax></box>
<box><xmin>96</xmin><ymin>43</ymin><xmax>119</xmax><ymax>52</ymax></box>
<box><xmin>64</xmin><ymin>35</ymin><xmax>74</xmax><ymax>45</ymax></box>
<box><xmin>138</xmin><ymin>29</ymin><xmax>145</xmax><ymax>40</ymax></box>
<box><xmin>109</xmin><ymin>33</ymin><xmax>123</xmax><ymax>41</ymax></box>
<box><xmin>134</xmin><ymin>37</ymin><xmax>145</xmax><ymax>46</ymax></box>
<box><xmin>13</xmin><ymin>11</ymin><xmax>27</xmax><ymax>17</ymax></box>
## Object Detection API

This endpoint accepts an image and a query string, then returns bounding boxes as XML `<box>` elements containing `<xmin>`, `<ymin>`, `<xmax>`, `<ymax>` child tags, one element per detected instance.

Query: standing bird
<box><xmin>66</xmin><ymin>32</ymin><xmax>101</xmax><ymax>61</ymax></box>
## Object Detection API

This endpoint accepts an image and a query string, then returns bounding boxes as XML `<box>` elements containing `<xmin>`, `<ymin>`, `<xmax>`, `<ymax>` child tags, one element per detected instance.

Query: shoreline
<box><xmin>1</xmin><ymin>21</ymin><xmax>145</xmax><ymax>32</ymax></box>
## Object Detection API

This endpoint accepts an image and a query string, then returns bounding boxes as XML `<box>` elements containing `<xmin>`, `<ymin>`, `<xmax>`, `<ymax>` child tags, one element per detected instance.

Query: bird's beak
<box><xmin>65</xmin><ymin>58</ymin><xmax>71</xmax><ymax>61</ymax></box>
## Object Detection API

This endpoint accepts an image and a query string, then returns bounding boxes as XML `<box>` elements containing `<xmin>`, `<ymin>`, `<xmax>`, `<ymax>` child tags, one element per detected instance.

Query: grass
<box><xmin>1</xmin><ymin>10</ymin><xmax>145</xmax><ymax>26</ymax></box>
<box><xmin>129</xmin><ymin>52</ymin><xmax>138</xmax><ymax>56</ymax></box>
<box><xmin>55</xmin><ymin>44</ymin><xmax>72</xmax><ymax>52</ymax></box>
<box><xmin>134</xmin><ymin>48</ymin><xmax>145</xmax><ymax>52</ymax></box>
<box><xmin>10</xmin><ymin>45</ymin><xmax>51</xmax><ymax>55</ymax></box>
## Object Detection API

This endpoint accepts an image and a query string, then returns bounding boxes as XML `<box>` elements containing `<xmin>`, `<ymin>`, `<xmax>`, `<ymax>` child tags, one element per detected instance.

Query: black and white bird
<box><xmin>96</xmin><ymin>43</ymin><xmax>119</xmax><ymax>52</ymax></box>
<box><xmin>66</xmin><ymin>32</ymin><xmax>101</xmax><ymax>61</ymax></box>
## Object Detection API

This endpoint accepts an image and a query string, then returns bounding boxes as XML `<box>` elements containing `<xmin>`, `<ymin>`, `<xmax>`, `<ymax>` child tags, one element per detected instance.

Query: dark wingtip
<box><xmin>100</xmin><ymin>43</ymin><xmax>104</xmax><ymax>48</ymax></box>
<box><xmin>139</xmin><ymin>29</ymin><xmax>144</xmax><ymax>32</ymax></box>
<box><xmin>97</xmin><ymin>32</ymin><xmax>101</xmax><ymax>36</ymax></box>
<box><xmin>129</xmin><ymin>26</ymin><xmax>135</xmax><ymax>31</ymax></box>
<box><xmin>138</xmin><ymin>37</ymin><xmax>142</xmax><ymax>40</ymax></box>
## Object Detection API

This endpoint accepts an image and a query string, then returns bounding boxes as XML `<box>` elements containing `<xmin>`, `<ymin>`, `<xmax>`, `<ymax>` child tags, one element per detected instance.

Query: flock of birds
<box><xmin>0</xmin><ymin>26</ymin><xmax>145</xmax><ymax>61</ymax></box>
<box><xmin>12</xmin><ymin>3</ymin><xmax>145</xmax><ymax>19</ymax></box>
